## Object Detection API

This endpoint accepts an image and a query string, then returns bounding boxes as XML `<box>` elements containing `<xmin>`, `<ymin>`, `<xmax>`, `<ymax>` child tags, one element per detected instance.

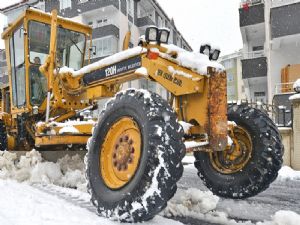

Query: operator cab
<box><xmin>1</xmin><ymin>8</ymin><xmax>92</xmax><ymax>114</ymax></box>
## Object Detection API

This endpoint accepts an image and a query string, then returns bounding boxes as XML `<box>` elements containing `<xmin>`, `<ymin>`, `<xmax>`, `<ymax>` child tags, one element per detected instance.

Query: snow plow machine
<box><xmin>0</xmin><ymin>9</ymin><xmax>283</xmax><ymax>222</ymax></box>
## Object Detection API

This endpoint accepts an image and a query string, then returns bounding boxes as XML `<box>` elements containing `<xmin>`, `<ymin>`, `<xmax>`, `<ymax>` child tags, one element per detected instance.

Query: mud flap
<box><xmin>208</xmin><ymin>68</ymin><xmax>228</xmax><ymax>152</ymax></box>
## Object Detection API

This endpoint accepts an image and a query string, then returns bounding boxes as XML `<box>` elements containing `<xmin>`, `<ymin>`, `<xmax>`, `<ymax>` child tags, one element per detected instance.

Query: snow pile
<box><xmin>258</xmin><ymin>211</ymin><xmax>300</xmax><ymax>225</ymax></box>
<box><xmin>293</xmin><ymin>79</ymin><xmax>300</xmax><ymax>91</ymax></box>
<box><xmin>59</xmin><ymin>46</ymin><xmax>146</xmax><ymax>77</ymax></box>
<box><xmin>0</xmin><ymin>150</ymin><xmax>86</xmax><ymax>191</ymax></box>
<box><xmin>135</xmin><ymin>67</ymin><xmax>148</xmax><ymax>76</ymax></box>
<box><xmin>184</xmin><ymin>141</ymin><xmax>209</xmax><ymax>148</ymax></box>
<box><xmin>162</xmin><ymin>188</ymin><xmax>253</xmax><ymax>225</ymax></box>
<box><xmin>161</xmin><ymin>44</ymin><xmax>225</xmax><ymax>75</ymax></box>
<box><xmin>59</xmin><ymin>125</ymin><xmax>80</xmax><ymax>134</ymax></box>
<box><xmin>163</xmin><ymin>188</ymin><xmax>219</xmax><ymax>217</ymax></box>
<box><xmin>289</xmin><ymin>79</ymin><xmax>300</xmax><ymax>100</ymax></box>
<box><xmin>182</xmin><ymin>155</ymin><xmax>195</xmax><ymax>164</ymax></box>
<box><xmin>178</xmin><ymin>121</ymin><xmax>193</xmax><ymax>134</ymax></box>
<box><xmin>277</xmin><ymin>166</ymin><xmax>300</xmax><ymax>181</ymax></box>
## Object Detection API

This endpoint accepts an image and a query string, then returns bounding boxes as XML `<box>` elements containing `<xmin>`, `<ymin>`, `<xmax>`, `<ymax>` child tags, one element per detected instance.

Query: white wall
<box><xmin>268</xmin><ymin>43</ymin><xmax>300</xmax><ymax>100</ymax></box>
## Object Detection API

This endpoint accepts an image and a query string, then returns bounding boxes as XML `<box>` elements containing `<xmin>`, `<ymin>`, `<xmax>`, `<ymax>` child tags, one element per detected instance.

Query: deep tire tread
<box><xmin>0</xmin><ymin>121</ymin><xmax>7</xmax><ymax>151</ymax></box>
<box><xmin>194</xmin><ymin>103</ymin><xmax>284</xmax><ymax>199</ymax></box>
<box><xmin>86</xmin><ymin>89</ymin><xmax>185</xmax><ymax>222</ymax></box>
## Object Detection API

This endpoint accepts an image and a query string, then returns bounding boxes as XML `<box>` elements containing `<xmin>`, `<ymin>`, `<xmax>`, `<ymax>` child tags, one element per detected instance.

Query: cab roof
<box><xmin>1</xmin><ymin>8</ymin><xmax>92</xmax><ymax>40</ymax></box>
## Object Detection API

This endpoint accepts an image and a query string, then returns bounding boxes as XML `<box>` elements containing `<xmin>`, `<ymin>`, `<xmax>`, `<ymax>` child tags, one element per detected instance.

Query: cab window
<box><xmin>10</xmin><ymin>25</ymin><xmax>26</xmax><ymax>108</ymax></box>
<box><xmin>28</xmin><ymin>21</ymin><xmax>49</xmax><ymax>105</ymax></box>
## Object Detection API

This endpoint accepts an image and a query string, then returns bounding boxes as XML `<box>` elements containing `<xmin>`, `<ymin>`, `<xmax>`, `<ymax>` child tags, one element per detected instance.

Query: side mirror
<box><xmin>89</xmin><ymin>46</ymin><xmax>97</xmax><ymax>56</ymax></box>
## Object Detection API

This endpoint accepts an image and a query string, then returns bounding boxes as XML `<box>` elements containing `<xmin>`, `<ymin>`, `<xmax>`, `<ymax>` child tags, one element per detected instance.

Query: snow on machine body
<box><xmin>0</xmin><ymin>9</ymin><xmax>283</xmax><ymax>222</ymax></box>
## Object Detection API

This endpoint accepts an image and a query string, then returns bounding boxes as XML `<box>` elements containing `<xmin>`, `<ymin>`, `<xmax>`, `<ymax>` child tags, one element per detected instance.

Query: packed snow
<box><xmin>59</xmin><ymin>47</ymin><xmax>146</xmax><ymax>77</ymax></box>
<box><xmin>184</xmin><ymin>141</ymin><xmax>209</xmax><ymax>148</ymax></box>
<box><xmin>58</xmin><ymin>42</ymin><xmax>224</xmax><ymax>78</ymax></box>
<box><xmin>178</xmin><ymin>121</ymin><xmax>193</xmax><ymax>134</ymax></box>
<box><xmin>0</xmin><ymin>150</ymin><xmax>300</xmax><ymax>225</ymax></box>
<box><xmin>277</xmin><ymin>166</ymin><xmax>300</xmax><ymax>181</ymax></box>
<box><xmin>289</xmin><ymin>93</ymin><xmax>300</xmax><ymax>101</ymax></box>
<box><xmin>163</xmin><ymin>187</ymin><xmax>300</xmax><ymax>225</ymax></box>
<box><xmin>293</xmin><ymin>79</ymin><xmax>300</xmax><ymax>91</ymax></box>
<box><xmin>0</xmin><ymin>150</ymin><xmax>86</xmax><ymax>191</ymax></box>
<box><xmin>59</xmin><ymin>126</ymin><xmax>80</xmax><ymax>134</ymax></box>
<box><xmin>135</xmin><ymin>67</ymin><xmax>148</xmax><ymax>76</ymax></box>
<box><xmin>161</xmin><ymin>44</ymin><xmax>225</xmax><ymax>75</ymax></box>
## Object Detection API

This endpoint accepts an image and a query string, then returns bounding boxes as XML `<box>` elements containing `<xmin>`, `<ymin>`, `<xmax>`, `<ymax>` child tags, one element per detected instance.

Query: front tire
<box><xmin>86</xmin><ymin>89</ymin><xmax>185</xmax><ymax>222</ymax></box>
<box><xmin>194</xmin><ymin>103</ymin><xmax>284</xmax><ymax>199</ymax></box>
<box><xmin>0</xmin><ymin>121</ymin><xmax>7</xmax><ymax>151</ymax></box>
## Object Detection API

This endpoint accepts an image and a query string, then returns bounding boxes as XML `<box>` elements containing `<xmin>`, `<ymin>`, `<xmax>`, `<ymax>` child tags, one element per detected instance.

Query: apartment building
<box><xmin>0</xmin><ymin>49</ymin><xmax>8</xmax><ymax>87</ymax></box>
<box><xmin>219</xmin><ymin>50</ymin><xmax>246</xmax><ymax>101</ymax></box>
<box><xmin>1</xmin><ymin>0</ymin><xmax>192</xmax><ymax>98</ymax></box>
<box><xmin>240</xmin><ymin>0</ymin><xmax>300</xmax><ymax>103</ymax></box>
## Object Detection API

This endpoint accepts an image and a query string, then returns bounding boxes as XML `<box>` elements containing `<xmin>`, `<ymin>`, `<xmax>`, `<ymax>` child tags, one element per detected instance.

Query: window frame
<box><xmin>9</xmin><ymin>25</ymin><xmax>26</xmax><ymax>108</ymax></box>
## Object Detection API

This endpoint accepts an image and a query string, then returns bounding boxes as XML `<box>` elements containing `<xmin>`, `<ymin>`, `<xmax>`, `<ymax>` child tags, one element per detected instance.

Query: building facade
<box><xmin>0</xmin><ymin>49</ymin><xmax>8</xmax><ymax>87</ymax></box>
<box><xmin>219</xmin><ymin>50</ymin><xmax>246</xmax><ymax>101</ymax></box>
<box><xmin>1</xmin><ymin>0</ymin><xmax>192</xmax><ymax>98</ymax></box>
<box><xmin>240</xmin><ymin>0</ymin><xmax>300</xmax><ymax>103</ymax></box>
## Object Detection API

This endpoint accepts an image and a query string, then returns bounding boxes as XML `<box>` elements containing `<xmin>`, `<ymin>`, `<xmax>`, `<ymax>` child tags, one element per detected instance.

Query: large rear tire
<box><xmin>0</xmin><ymin>121</ymin><xmax>7</xmax><ymax>151</ymax></box>
<box><xmin>86</xmin><ymin>89</ymin><xmax>185</xmax><ymax>222</ymax></box>
<box><xmin>194</xmin><ymin>104</ymin><xmax>284</xmax><ymax>199</ymax></box>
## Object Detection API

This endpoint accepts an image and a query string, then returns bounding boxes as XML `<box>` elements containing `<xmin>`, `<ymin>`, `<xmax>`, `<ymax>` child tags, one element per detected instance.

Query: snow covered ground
<box><xmin>0</xmin><ymin>151</ymin><xmax>300</xmax><ymax>225</ymax></box>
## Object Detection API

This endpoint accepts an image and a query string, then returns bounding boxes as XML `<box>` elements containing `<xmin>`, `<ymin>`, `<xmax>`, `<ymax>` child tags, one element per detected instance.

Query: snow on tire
<box><xmin>86</xmin><ymin>89</ymin><xmax>185</xmax><ymax>222</ymax></box>
<box><xmin>194</xmin><ymin>103</ymin><xmax>284</xmax><ymax>199</ymax></box>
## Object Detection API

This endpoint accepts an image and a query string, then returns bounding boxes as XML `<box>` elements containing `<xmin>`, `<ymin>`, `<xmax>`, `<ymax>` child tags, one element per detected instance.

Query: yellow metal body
<box><xmin>0</xmin><ymin>8</ymin><xmax>228</xmax><ymax>153</ymax></box>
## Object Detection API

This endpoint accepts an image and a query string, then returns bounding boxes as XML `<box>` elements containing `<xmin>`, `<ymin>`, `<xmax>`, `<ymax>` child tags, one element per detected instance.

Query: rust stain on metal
<box><xmin>208</xmin><ymin>69</ymin><xmax>228</xmax><ymax>152</ymax></box>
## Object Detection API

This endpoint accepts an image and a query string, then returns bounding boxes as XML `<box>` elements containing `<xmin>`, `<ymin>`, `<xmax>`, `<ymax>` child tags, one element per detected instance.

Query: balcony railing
<box><xmin>240</xmin><ymin>0</ymin><xmax>264</xmax><ymax>7</ymax></box>
<box><xmin>136</xmin><ymin>16</ymin><xmax>155</xmax><ymax>27</ymax></box>
<box><xmin>242</xmin><ymin>50</ymin><xmax>264</xmax><ymax>59</ymax></box>
<box><xmin>275</xmin><ymin>82</ymin><xmax>295</xmax><ymax>94</ymax></box>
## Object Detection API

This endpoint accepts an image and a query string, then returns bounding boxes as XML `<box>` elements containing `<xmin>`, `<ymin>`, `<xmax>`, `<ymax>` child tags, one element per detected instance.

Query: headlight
<box><xmin>210</xmin><ymin>49</ymin><xmax>221</xmax><ymax>61</ymax></box>
<box><xmin>145</xmin><ymin>26</ymin><xmax>159</xmax><ymax>43</ymax></box>
<box><xmin>200</xmin><ymin>44</ymin><xmax>211</xmax><ymax>57</ymax></box>
<box><xmin>158</xmin><ymin>28</ymin><xmax>170</xmax><ymax>44</ymax></box>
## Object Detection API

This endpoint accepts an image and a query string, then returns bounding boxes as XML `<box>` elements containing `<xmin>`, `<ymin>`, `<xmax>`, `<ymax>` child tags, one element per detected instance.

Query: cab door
<box><xmin>9</xmin><ymin>25</ymin><xmax>27</xmax><ymax>114</ymax></box>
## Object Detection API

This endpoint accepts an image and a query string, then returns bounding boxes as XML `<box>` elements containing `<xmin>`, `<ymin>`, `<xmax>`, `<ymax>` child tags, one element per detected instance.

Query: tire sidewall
<box><xmin>88</xmin><ymin>95</ymin><xmax>154</xmax><ymax>207</ymax></box>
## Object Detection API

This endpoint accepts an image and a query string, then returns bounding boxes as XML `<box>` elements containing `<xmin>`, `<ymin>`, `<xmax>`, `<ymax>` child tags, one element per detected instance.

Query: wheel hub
<box><xmin>210</xmin><ymin>125</ymin><xmax>252</xmax><ymax>174</ymax></box>
<box><xmin>113</xmin><ymin>135</ymin><xmax>135</xmax><ymax>171</ymax></box>
<box><xmin>100</xmin><ymin>117</ymin><xmax>141</xmax><ymax>189</ymax></box>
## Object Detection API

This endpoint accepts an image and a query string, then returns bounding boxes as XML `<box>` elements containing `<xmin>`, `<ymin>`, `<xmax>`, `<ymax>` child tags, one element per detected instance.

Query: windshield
<box><xmin>28</xmin><ymin>21</ymin><xmax>51</xmax><ymax>64</ymax></box>
<box><xmin>28</xmin><ymin>21</ymin><xmax>86</xmax><ymax>71</ymax></box>
<box><xmin>56</xmin><ymin>27</ymin><xmax>85</xmax><ymax>70</ymax></box>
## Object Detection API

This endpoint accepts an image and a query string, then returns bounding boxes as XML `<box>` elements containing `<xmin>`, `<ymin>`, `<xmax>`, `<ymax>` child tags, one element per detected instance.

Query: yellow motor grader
<box><xmin>0</xmin><ymin>9</ymin><xmax>283</xmax><ymax>222</ymax></box>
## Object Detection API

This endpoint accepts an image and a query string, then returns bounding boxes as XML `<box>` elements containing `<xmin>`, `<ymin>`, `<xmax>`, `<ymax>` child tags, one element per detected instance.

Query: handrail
<box><xmin>275</xmin><ymin>82</ymin><xmax>295</xmax><ymax>94</ymax></box>
<box><xmin>242</xmin><ymin>50</ymin><xmax>264</xmax><ymax>59</ymax></box>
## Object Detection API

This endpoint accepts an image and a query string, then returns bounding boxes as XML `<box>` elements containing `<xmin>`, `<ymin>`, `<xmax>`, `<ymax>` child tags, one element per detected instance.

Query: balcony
<box><xmin>242</xmin><ymin>50</ymin><xmax>264</xmax><ymax>59</ymax></box>
<box><xmin>136</xmin><ymin>16</ymin><xmax>155</xmax><ymax>27</ymax></box>
<box><xmin>92</xmin><ymin>24</ymin><xmax>119</xmax><ymax>39</ymax></box>
<box><xmin>271</xmin><ymin>2</ymin><xmax>300</xmax><ymax>39</ymax></box>
<box><xmin>240</xmin><ymin>0</ymin><xmax>265</xmax><ymax>27</ymax></box>
<box><xmin>241</xmin><ymin>51</ymin><xmax>267</xmax><ymax>79</ymax></box>
<box><xmin>57</xmin><ymin>0</ymin><xmax>119</xmax><ymax>18</ymax></box>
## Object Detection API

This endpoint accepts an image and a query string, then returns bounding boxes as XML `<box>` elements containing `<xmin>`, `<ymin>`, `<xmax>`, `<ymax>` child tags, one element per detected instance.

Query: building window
<box><xmin>227</xmin><ymin>73</ymin><xmax>235</xmax><ymax>82</ymax></box>
<box><xmin>60</xmin><ymin>0</ymin><xmax>71</xmax><ymax>10</ymax></box>
<box><xmin>254</xmin><ymin>92</ymin><xmax>265</xmax><ymax>97</ymax></box>
<box><xmin>253</xmin><ymin>46</ymin><xmax>264</xmax><ymax>51</ymax></box>
<box><xmin>92</xmin><ymin>36</ymin><xmax>118</xmax><ymax>58</ymax></box>
<box><xmin>157</xmin><ymin>15</ymin><xmax>163</xmax><ymax>27</ymax></box>
<box><xmin>97</xmin><ymin>19</ymin><xmax>108</xmax><ymax>28</ymax></box>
